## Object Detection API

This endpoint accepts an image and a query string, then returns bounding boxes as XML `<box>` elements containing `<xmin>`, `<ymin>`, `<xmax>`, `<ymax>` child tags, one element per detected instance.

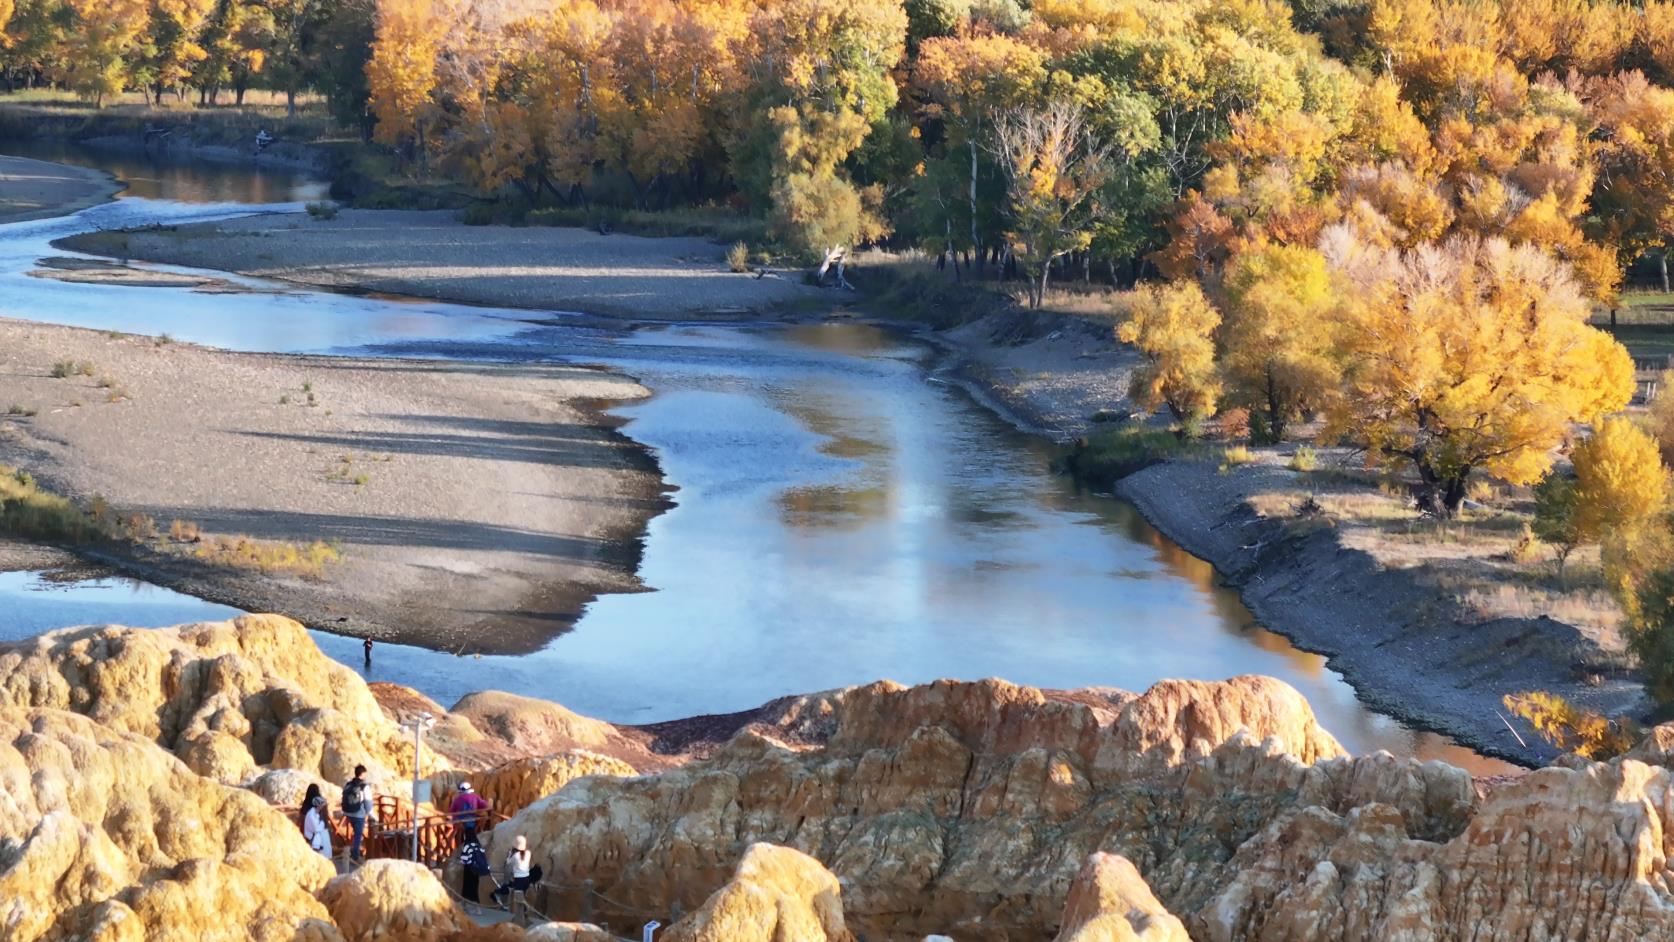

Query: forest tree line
<box><xmin>0</xmin><ymin>0</ymin><xmax>374</xmax><ymax>120</ymax></box>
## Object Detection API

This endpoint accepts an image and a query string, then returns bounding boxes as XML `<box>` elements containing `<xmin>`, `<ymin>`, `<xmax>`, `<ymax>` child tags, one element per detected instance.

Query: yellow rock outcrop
<box><xmin>661</xmin><ymin>843</ymin><xmax>854</xmax><ymax>942</ymax></box>
<box><xmin>317</xmin><ymin>859</ymin><xmax>473</xmax><ymax>942</ymax></box>
<box><xmin>0</xmin><ymin>615</ymin><xmax>444</xmax><ymax>786</ymax></box>
<box><xmin>0</xmin><ymin>706</ymin><xmax>340</xmax><ymax>942</ymax></box>
<box><xmin>486</xmin><ymin>676</ymin><xmax>1377</xmax><ymax>939</ymax></box>
<box><xmin>1054</xmin><ymin>853</ymin><xmax>1191</xmax><ymax>942</ymax></box>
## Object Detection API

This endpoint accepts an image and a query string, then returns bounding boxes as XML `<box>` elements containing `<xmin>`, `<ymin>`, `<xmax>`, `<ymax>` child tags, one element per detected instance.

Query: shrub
<box><xmin>1217</xmin><ymin>407</ymin><xmax>1251</xmax><ymax>441</ymax></box>
<box><xmin>1289</xmin><ymin>446</ymin><xmax>1318</xmax><ymax>472</ymax></box>
<box><xmin>169</xmin><ymin>519</ymin><xmax>201</xmax><ymax>543</ymax></box>
<box><xmin>5</xmin><ymin>404</ymin><xmax>35</xmax><ymax>417</ymax></box>
<box><xmin>121</xmin><ymin>512</ymin><xmax>157</xmax><ymax>541</ymax></box>
<box><xmin>195</xmin><ymin>534</ymin><xmax>341</xmax><ymax>579</ymax></box>
<box><xmin>0</xmin><ymin>465</ymin><xmax>108</xmax><ymax>544</ymax></box>
<box><xmin>1059</xmin><ymin>427</ymin><xmax>1188</xmax><ymax>487</ymax></box>
<box><xmin>50</xmin><ymin>360</ymin><xmax>93</xmax><ymax>378</ymax></box>
<box><xmin>305</xmin><ymin>201</ymin><xmax>339</xmax><ymax>220</ymax></box>
<box><xmin>727</xmin><ymin>241</ymin><xmax>751</xmax><ymax>273</ymax></box>
<box><xmin>1221</xmin><ymin>445</ymin><xmax>1255</xmax><ymax>471</ymax></box>
<box><xmin>1509</xmin><ymin>522</ymin><xmax>1542</xmax><ymax>564</ymax></box>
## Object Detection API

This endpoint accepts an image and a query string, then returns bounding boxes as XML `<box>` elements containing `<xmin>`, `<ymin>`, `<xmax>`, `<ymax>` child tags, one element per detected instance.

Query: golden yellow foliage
<box><xmin>1322</xmin><ymin>230</ymin><xmax>1634</xmax><ymax>514</ymax></box>
<box><xmin>1220</xmin><ymin>242</ymin><xmax>1341</xmax><ymax>441</ymax></box>
<box><xmin>1572</xmin><ymin>417</ymin><xmax>1670</xmax><ymax>542</ymax></box>
<box><xmin>1117</xmin><ymin>280</ymin><xmax>1222</xmax><ymax>424</ymax></box>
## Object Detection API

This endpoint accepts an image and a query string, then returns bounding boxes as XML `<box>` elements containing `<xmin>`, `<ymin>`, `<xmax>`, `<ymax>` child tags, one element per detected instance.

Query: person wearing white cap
<box><xmin>492</xmin><ymin>834</ymin><xmax>534</xmax><ymax>909</ymax></box>
<box><xmin>449</xmin><ymin>780</ymin><xmax>490</xmax><ymax>840</ymax></box>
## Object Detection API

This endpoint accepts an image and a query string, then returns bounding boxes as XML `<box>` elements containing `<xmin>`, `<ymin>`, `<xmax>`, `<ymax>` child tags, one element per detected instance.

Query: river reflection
<box><xmin>0</xmin><ymin>145</ymin><xmax>1524</xmax><ymax>776</ymax></box>
<box><xmin>1</xmin><ymin>137</ymin><xmax>328</xmax><ymax>204</ymax></box>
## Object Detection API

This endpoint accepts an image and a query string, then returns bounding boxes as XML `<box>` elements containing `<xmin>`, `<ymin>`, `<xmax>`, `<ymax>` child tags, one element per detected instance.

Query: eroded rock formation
<box><xmin>0</xmin><ymin>614</ymin><xmax>437</xmax><ymax>786</ymax></box>
<box><xmin>1054</xmin><ymin>853</ymin><xmax>1190</xmax><ymax>942</ymax></box>
<box><xmin>487</xmin><ymin>675</ymin><xmax>1383</xmax><ymax>939</ymax></box>
<box><xmin>661</xmin><ymin>843</ymin><xmax>854</xmax><ymax>942</ymax></box>
<box><xmin>431</xmin><ymin>752</ymin><xmax>637</xmax><ymax>820</ymax></box>
<box><xmin>0</xmin><ymin>706</ymin><xmax>340</xmax><ymax>942</ymax></box>
<box><xmin>19</xmin><ymin>615</ymin><xmax>1674</xmax><ymax>942</ymax></box>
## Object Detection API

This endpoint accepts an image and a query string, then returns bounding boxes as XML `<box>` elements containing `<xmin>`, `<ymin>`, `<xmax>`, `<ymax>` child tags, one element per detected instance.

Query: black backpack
<box><xmin>342</xmin><ymin>778</ymin><xmax>368</xmax><ymax>815</ymax></box>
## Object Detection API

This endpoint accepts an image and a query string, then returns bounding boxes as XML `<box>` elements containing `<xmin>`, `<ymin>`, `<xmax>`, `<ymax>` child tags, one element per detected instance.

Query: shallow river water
<box><xmin>0</xmin><ymin>142</ymin><xmax>1519</xmax><ymax>774</ymax></box>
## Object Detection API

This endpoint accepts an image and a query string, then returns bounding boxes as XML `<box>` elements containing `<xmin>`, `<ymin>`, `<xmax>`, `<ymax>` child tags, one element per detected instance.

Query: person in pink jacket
<box><xmin>449</xmin><ymin>781</ymin><xmax>490</xmax><ymax>839</ymax></box>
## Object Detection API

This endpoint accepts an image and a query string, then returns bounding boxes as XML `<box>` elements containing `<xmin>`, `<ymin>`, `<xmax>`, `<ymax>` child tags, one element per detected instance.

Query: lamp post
<box><xmin>402</xmin><ymin>711</ymin><xmax>435</xmax><ymax>862</ymax></box>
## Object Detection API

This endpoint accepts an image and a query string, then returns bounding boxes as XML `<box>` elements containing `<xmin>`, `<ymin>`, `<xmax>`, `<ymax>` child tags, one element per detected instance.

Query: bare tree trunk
<box><xmin>968</xmin><ymin>139</ymin><xmax>980</xmax><ymax>272</ymax></box>
<box><xmin>817</xmin><ymin>246</ymin><xmax>852</xmax><ymax>289</ymax></box>
<box><xmin>1662</xmin><ymin>250</ymin><xmax>1669</xmax><ymax>293</ymax></box>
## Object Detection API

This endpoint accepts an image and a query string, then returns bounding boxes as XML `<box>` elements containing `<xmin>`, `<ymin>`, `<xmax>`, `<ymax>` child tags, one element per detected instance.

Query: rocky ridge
<box><xmin>6</xmin><ymin>614</ymin><xmax>1674</xmax><ymax>941</ymax></box>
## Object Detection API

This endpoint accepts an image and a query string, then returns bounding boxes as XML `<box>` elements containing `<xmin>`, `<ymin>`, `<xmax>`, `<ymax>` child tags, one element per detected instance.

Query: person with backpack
<box><xmin>341</xmin><ymin>764</ymin><xmax>374</xmax><ymax>863</ymax></box>
<box><xmin>457</xmin><ymin>831</ymin><xmax>492</xmax><ymax>912</ymax></box>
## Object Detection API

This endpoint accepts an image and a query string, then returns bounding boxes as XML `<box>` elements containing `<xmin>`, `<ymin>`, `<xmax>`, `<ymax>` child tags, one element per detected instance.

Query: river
<box><xmin>0</xmin><ymin>141</ymin><xmax>1519</xmax><ymax>775</ymax></box>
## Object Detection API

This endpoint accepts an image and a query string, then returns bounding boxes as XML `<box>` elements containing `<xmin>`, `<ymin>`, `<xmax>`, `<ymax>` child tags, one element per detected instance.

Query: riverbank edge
<box><xmin>0</xmin><ymin>106</ymin><xmax>332</xmax><ymax>175</ymax></box>
<box><xmin>0</xmin><ymin>154</ymin><xmax>122</xmax><ymax>224</ymax></box>
<box><xmin>38</xmin><ymin>193</ymin><xmax>1606</xmax><ymax>764</ymax></box>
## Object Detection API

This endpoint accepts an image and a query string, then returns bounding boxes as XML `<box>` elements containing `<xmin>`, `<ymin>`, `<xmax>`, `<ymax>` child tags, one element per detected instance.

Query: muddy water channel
<box><xmin>0</xmin><ymin>143</ymin><xmax>1519</xmax><ymax>774</ymax></box>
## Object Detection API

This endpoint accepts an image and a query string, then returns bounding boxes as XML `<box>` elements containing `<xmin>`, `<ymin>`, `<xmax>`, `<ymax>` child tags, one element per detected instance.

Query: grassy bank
<box><xmin>0</xmin><ymin>463</ymin><xmax>341</xmax><ymax>578</ymax></box>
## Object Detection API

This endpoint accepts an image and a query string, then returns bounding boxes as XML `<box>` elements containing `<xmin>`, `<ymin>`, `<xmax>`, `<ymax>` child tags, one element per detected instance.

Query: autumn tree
<box><xmin>1219</xmin><ymin>242</ymin><xmax>1341</xmax><ymax>441</ymax></box>
<box><xmin>1322</xmin><ymin>228</ymin><xmax>1634</xmax><ymax>516</ymax></box>
<box><xmin>1117</xmin><ymin>280</ymin><xmax>1222</xmax><ymax>429</ymax></box>
<box><xmin>366</xmin><ymin>0</ymin><xmax>447</xmax><ymax>158</ymax></box>
<box><xmin>1588</xmin><ymin>72</ymin><xmax>1674</xmax><ymax>291</ymax></box>
<box><xmin>132</xmin><ymin>0</ymin><xmax>215</xmax><ymax>104</ymax></box>
<box><xmin>193</xmin><ymin>0</ymin><xmax>271</xmax><ymax>105</ymax></box>
<box><xmin>1574</xmin><ymin>418</ymin><xmax>1670</xmax><ymax>539</ymax></box>
<box><xmin>1532</xmin><ymin>471</ymin><xmax>1582</xmax><ymax>575</ymax></box>
<box><xmin>735</xmin><ymin>0</ymin><xmax>907</xmax><ymax>269</ymax></box>
<box><xmin>989</xmin><ymin>99</ymin><xmax>1114</xmax><ymax>307</ymax></box>
<box><xmin>59</xmin><ymin>0</ymin><xmax>146</xmax><ymax>105</ymax></box>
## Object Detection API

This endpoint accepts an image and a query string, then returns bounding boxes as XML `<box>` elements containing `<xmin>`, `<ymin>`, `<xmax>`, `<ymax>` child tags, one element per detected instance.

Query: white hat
<box><xmin>459</xmin><ymin>782</ymin><xmax>473</xmax><ymax>792</ymax></box>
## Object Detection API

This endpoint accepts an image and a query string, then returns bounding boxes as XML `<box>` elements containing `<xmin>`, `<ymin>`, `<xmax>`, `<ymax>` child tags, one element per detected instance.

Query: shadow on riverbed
<box><xmin>233</xmin><ymin>418</ymin><xmax>641</xmax><ymax>470</ymax></box>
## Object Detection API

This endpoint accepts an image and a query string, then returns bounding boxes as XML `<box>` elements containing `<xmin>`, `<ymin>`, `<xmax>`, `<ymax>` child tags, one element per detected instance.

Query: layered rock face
<box><xmin>431</xmin><ymin>752</ymin><xmax>637</xmax><ymax>821</ymax></box>
<box><xmin>0</xmin><ymin>614</ymin><xmax>437</xmax><ymax>787</ymax></box>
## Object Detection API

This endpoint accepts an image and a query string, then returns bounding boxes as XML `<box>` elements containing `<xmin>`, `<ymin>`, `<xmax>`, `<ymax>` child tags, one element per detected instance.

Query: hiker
<box><xmin>298</xmin><ymin>783</ymin><xmax>322</xmax><ymax>831</ymax></box>
<box><xmin>254</xmin><ymin>128</ymin><xmax>274</xmax><ymax>154</ymax></box>
<box><xmin>491</xmin><ymin>835</ymin><xmax>536</xmax><ymax>909</ymax></box>
<box><xmin>449</xmin><ymin>781</ymin><xmax>490</xmax><ymax>839</ymax></box>
<box><xmin>363</xmin><ymin>637</ymin><xmax>373</xmax><ymax>667</ymax></box>
<box><xmin>458</xmin><ymin>831</ymin><xmax>491</xmax><ymax>911</ymax></box>
<box><xmin>302</xmin><ymin>791</ymin><xmax>332</xmax><ymax>859</ymax></box>
<box><xmin>342</xmin><ymin>764</ymin><xmax>374</xmax><ymax>863</ymax></box>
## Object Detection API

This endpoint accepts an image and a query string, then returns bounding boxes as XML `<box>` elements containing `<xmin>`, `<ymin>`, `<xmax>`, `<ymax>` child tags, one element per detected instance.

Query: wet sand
<box><xmin>0</xmin><ymin>319</ymin><xmax>668</xmax><ymax>653</ymax></box>
<box><xmin>0</xmin><ymin>155</ymin><xmax>121</xmax><ymax>224</ymax></box>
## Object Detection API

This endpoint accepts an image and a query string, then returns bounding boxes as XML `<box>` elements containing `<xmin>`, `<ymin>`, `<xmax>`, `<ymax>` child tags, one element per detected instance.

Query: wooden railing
<box><xmin>273</xmin><ymin>793</ymin><xmax>509</xmax><ymax>867</ymax></box>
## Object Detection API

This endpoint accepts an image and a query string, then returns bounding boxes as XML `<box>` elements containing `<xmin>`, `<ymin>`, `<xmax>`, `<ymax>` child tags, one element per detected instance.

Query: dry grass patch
<box><xmin>194</xmin><ymin>534</ymin><xmax>341</xmax><ymax>579</ymax></box>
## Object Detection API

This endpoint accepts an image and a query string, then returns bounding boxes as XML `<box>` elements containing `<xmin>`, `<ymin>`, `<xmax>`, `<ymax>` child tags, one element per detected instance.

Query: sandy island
<box><xmin>0</xmin><ymin>155</ymin><xmax>122</xmax><ymax>224</ymax></box>
<box><xmin>59</xmin><ymin>208</ymin><xmax>829</xmax><ymax>319</ymax></box>
<box><xmin>0</xmin><ymin>318</ymin><xmax>668</xmax><ymax>653</ymax></box>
